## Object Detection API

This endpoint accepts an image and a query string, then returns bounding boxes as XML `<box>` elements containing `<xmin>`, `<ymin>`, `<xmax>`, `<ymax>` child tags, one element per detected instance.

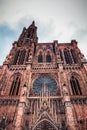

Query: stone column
<box><xmin>64</xmin><ymin>96</ymin><xmax>76</xmax><ymax>130</ymax></box>
<box><xmin>58</xmin><ymin>64</ymin><xmax>77</xmax><ymax>130</ymax></box>
<box><xmin>14</xmin><ymin>64</ymin><xmax>31</xmax><ymax>130</ymax></box>
<box><xmin>14</xmin><ymin>101</ymin><xmax>25</xmax><ymax>130</ymax></box>
<box><xmin>62</xmin><ymin>82</ymin><xmax>77</xmax><ymax>130</ymax></box>
<box><xmin>14</xmin><ymin>83</ymin><xmax>27</xmax><ymax>130</ymax></box>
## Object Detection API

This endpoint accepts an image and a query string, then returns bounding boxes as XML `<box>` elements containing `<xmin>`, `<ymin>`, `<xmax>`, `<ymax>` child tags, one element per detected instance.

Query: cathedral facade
<box><xmin>0</xmin><ymin>21</ymin><xmax>87</xmax><ymax>130</ymax></box>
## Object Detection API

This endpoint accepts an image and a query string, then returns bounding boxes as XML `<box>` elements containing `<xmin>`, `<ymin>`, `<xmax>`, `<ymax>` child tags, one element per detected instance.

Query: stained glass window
<box><xmin>32</xmin><ymin>76</ymin><xmax>58</xmax><ymax>95</ymax></box>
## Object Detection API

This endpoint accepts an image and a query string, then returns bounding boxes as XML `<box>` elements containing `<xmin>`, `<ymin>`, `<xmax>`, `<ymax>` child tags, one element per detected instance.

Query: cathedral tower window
<box><xmin>31</xmin><ymin>76</ymin><xmax>58</xmax><ymax>96</ymax></box>
<box><xmin>70</xmin><ymin>76</ymin><xmax>82</xmax><ymax>95</ymax></box>
<box><xmin>46</xmin><ymin>52</ymin><xmax>51</xmax><ymax>63</ymax></box>
<box><xmin>13</xmin><ymin>50</ymin><xmax>20</xmax><ymax>65</ymax></box>
<box><xmin>18</xmin><ymin>50</ymin><xmax>26</xmax><ymax>64</ymax></box>
<box><xmin>26</xmin><ymin>49</ymin><xmax>30</xmax><ymax>62</ymax></box>
<box><xmin>9</xmin><ymin>77</ymin><xmax>20</xmax><ymax>96</ymax></box>
<box><xmin>13</xmin><ymin>50</ymin><xmax>26</xmax><ymax>65</ymax></box>
<box><xmin>59</xmin><ymin>49</ymin><xmax>63</xmax><ymax>61</ymax></box>
<box><xmin>64</xmin><ymin>49</ymin><xmax>73</xmax><ymax>64</ymax></box>
<box><xmin>71</xmin><ymin>49</ymin><xmax>78</xmax><ymax>64</ymax></box>
<box><xmin>25</xmin><ymin>38</ymin><xmax>30</xmax><ymax>43</ymax></box>
<box><xmin>38</xmin><ymin>52</ymin><xmax>43</xmax><ymax>62</ymax></box>
<box><xmin>53</xmin><ymin>44</ymin><xmax>55</xmax><ymax>54</ymax></box>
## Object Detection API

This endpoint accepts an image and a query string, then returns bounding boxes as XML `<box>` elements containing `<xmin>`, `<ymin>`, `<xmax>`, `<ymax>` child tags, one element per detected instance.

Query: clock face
<box><xmin>32</xmin><ymin>76</ymin><xmax>58</xmax><ymax>94</ymax></box>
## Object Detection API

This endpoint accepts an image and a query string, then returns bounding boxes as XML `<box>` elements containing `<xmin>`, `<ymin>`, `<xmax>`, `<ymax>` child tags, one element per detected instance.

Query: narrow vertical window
<box><xmin>53</xmin><ymin>44</ymin><xmax>55</xmax><ymax>54</ymax></box>
<box><xmin>32</xmin><ymin>101</ymin><xmax>34</xmax><ymax>114</ymax></box>
<box><xmin>13</xmin><ymin>50</ymin><xmax>20</xmax><ymax>65</ymax></box>
<box><xmin>64</xmin><ymin>49</ymin><xmax>73</xmax><ymax>64</ymax></box>
<box><xmin>70</xmin><ymin>76</ymin><xmax>82</xmax><ymax>95</ymax></box>
<box><xmin>46</xmin><ymin>52</ymin><xmax>51</xmax><ymax>62</ymax></box>
<box><xmin>34</xmin><ymin>44</ymin><xmax>36</xmax><ymax>55</ymax></box>
<box><xmin>26</xmin><ymin>50</ymin><xmax>30</xmax><ymax>62</ymax></box>
<box><xmin>62</xmin><ymin>120</ymin><xmax>66</xmax><ymax>129</ymax></box>
<box><xmin>9</xmin><ymin>80</ymin><xmax>15</xmax><ymax>96</ymax></box>
<box><xmin>9</xmin><ymin>77</ymin><xmax>20</xmax><ymax>96</ymax></box>
<box><xmin>38</xmin><ymin>52</ymin><xmax>43</xmax><ymax>62</ymax></box>
<box><xmin>59</xmin><ymin>49</ymin><xmax>63</xmax><ymax>61</ymax></box>
<box><xmin>71</xmin><ymin>49</ymin><xmax>78</xmax><ymax>64</ymax></box>
<box><xmin>15</xmin><ymin>77</ymin><xmax>20</xmax><ymax>95</ymax></box>
<box><xmin>18</xmin><ymin>50</ymin><xmax>26</xmax><ymax>64</ymax></box>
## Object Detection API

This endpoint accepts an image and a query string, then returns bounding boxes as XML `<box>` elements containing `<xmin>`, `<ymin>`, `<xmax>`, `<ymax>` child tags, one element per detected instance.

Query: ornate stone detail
<box><xmin>9</xmin><ymin>65</ymin><xmax>26</xmax><ymax>71</ymax></box>
<box><xmin>0</xmin><ymin>22</ymin><xmax>87</xmax><ymax>130</ymax></box>
<box><xmin>0</xmin><ymin>115</ymin><xmax>13</xmax><ymax>129</ymax></box>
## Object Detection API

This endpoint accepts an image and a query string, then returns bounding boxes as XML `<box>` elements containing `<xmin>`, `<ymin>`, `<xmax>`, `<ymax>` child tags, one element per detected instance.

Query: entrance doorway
<box><xmin>32</xmin><ymin>119</ymin><xmax>59</xmax><ymax>130</ymax></box>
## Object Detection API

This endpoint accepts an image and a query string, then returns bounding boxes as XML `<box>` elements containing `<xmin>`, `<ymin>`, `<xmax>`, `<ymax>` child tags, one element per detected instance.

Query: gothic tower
<box><xmin>0</xmin><ymin>21</ymin><xmax>87</xmax><ymax>130</ymax></box>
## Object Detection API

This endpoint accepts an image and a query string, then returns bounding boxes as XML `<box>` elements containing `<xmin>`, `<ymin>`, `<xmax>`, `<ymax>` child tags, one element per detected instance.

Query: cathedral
<box><xmin>0</xmin><ymin>21</ymin><xmax>87</xmax><ymax>130</ymax></box>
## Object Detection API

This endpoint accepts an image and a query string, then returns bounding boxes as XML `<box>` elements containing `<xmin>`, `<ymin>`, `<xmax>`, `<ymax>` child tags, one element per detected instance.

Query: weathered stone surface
<box><xmin>0</xmin><ymin>22</ymin><xmax>87</xmax><ymax>130</ymax></box>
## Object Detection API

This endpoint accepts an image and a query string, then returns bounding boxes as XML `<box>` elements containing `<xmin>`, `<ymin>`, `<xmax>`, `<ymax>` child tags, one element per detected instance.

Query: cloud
<box><xmin>0</xmin><ymin>25</ymin><xmax>20</xmax><ymax>64</ymax></box>
<box><xmin>0</xmin><ymin>0</ymin><xmax>87</xmax><ymax>64</ymax></box>
<box><xmin>66</xmin><ymin>22</ymin><xmax>87</xmax><ymax>58</ymax></box>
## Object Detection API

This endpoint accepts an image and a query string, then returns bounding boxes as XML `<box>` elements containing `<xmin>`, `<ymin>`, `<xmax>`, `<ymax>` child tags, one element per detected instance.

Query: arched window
<box><xmin>53</xmin><ymin>44</ymin><xmax>55</xmax><ymax>54</ymax></box>
<box><xmin>13</xmin><ymin>50</ymin><xmax>26</xmax><ymax>65</ymax></box>
<box><xmin>70</xmin><ymin>76</ymin><xmax>82</xmax><ymax>95</ymax></box>
<box><xmin>26</xmin><ymin>50</ymin><xmax>30</xmax><ymax>62</ymax></box>
<box><xmin>64</xmin><ymin>49</ymin><xmax>73</xmax><ymax>64</ymax></box>
<box><xmin>32</xmin><ymin>76</ymin><xmax>58</xmax><ymax>96</ymax></box>
<box><xmin>59</xmin><ymin>50</ymin><xmax>63</xmax><ymax>61</ymax></box>
<box><xmin>18</xmin><ymin>50</ymin><xmax>26</xmax><ymax>64</ymax></box>
<box><xmin>38</xmin><ymin>52</ymin><xmax>43</xmax><ymax>63</ymax></box>
<box><xmin>71</xmin><ymin>49</ymin><xmax>78</xmax><ymax>64</ymax></box>
<box><xmin>9</xmin><ymin>77</ymin><xmax>20</xmax><ymax>96</ymax></box>
<box><xmin>46</xmin><ymin>53</ymin><xmax>51</xmax><ymax>62</ymax></box>
<box><xmin>13</xmin><ymin>50</ymin><xmax>20</xmax><ymax>65</ymax></box>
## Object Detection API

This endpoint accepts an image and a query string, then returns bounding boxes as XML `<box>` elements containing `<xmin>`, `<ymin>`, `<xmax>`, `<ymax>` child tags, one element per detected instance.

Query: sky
<box><xmin>0</xmin><ymin>0</ymin><xmax>87</xmax><ymax>65</ymax></box>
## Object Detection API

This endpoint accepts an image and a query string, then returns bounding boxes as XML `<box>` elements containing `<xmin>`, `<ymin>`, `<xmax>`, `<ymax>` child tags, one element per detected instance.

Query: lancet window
<box><xmin>64</xmin><ymin>49</ymin><xmax>73</xmax><ymax>64</ymax></box>
<box><xmin>18</xmin><ymin>50</ymin><xmax>26</xmax><ymax>64</ymax></box>
<box><xmin>26</xmin><ymin>50</ymin><xmax>30</xmax><ymax>62</ymax></box>
<box><xmin>38</xmin><ymin>52</ymin><xmax>43</xmax><ymax>63</ymax></box>
<box><xmin>70</xmin><ymin>76</ymin><xmax>82</xmax><ymax>95</ymax></box>
<box><xmin>13</xmin><ymin>50</ymin><xmax>20</xmax><ymax>65</ymax></box>
<box><xmin>59</xmin><ymin>49</ymin><xmax>63</xmax><ymax>61</ymax></box>
<box><xmin>9</xmin><ymin>76</ymin><xmax>20</xmax><ymax>96</ymax></box>
<box><xmin>46</xmin><ymin>52</ymin><xmax>51</xmax><ymax>63</ymax></box>
<box><xmin>13</xmin><ymin>50</ymin><xmax>26</xmax><ymax>65</ymax></box>
<box><xmin>71</xmin><ymin>49</ymin><xmax>78</xmax><ymax>64</ymax></box>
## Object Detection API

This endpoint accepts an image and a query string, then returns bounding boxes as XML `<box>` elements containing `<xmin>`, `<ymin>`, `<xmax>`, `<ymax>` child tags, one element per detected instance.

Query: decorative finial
<box><xmin>32</xmin><ymin>21</ymin><xmax>35</xmax><ymax>25</ymax></box>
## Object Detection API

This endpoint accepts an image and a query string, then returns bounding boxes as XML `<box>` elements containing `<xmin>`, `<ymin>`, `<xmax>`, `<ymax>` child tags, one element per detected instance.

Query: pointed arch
<box><xmin>13</xmin><ymin>50</ymin><xmax>20</xmax><ymax>65</ymax></box>
<box><xmin>32</xmin><ymin>119</ymin><xmax>58</xmax><ymax>130</ymax></box>
<box><xmin>59</xmin><ymin>49</ymin><xmax>63</xmax><ymax>61</ymax></box>
<box><xmin>70</xmin><ymin>75</ymin><xmax>82</xmax><ymax>95</ymax></box>
<box><xmin>29</xmin><ymin>75</ymin><xmax>59</xmax><ymax>97</ymax></box>
<box><xmin>71</xmin><ymin>49</ymin><xmax>78</xmax><ymax>64</ymax></box>
<box><xmin>13</xmin><ymin>50</ymin><xmax>26</xmax><ymax>65</ymax></box>
<box><xmin>46</xmin><ymin>51</ymin><xmax>51</xmax><ymax>62</ymax></box>
<box><xmin>9</xmin><ymin>72</ymin><xmax>21</xmax><ymax>96</ymax></box>
<box><xmin>38</xmin><ymin>51</ymin><xmax>43</xmax><ymax>63</ymax></box>
<box><xmin>64</xmin><ymin>49</ymin><xmax>73</xmax><ymax>64</ymax></box>
<box><xmin>26</xmin><ymin>49</ymin><xmax>30</xmax><ymax>62</ymax></box>
<box><xmin>9</xmin><ymin>77</ymin><xmax>20</xmax><ymax>96</ymax></box>
<box><xmin>18</xmin><ymin>50</ymin><xmax>26</xmax><ymax>64</ymax></box>
<box><xmin>31</xmin><ymin>73</ymin><xmax>59</xmax><ymax>89</ymax></box>
<box><xmin>11</xmin><ymin>72</ymin><xmax>22</xmax><ymax>78</ymax></box>
<box><xmin>32</xmin><ymin>112</ymin><xmax>58</xmax><ymax>130</ymax></box>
